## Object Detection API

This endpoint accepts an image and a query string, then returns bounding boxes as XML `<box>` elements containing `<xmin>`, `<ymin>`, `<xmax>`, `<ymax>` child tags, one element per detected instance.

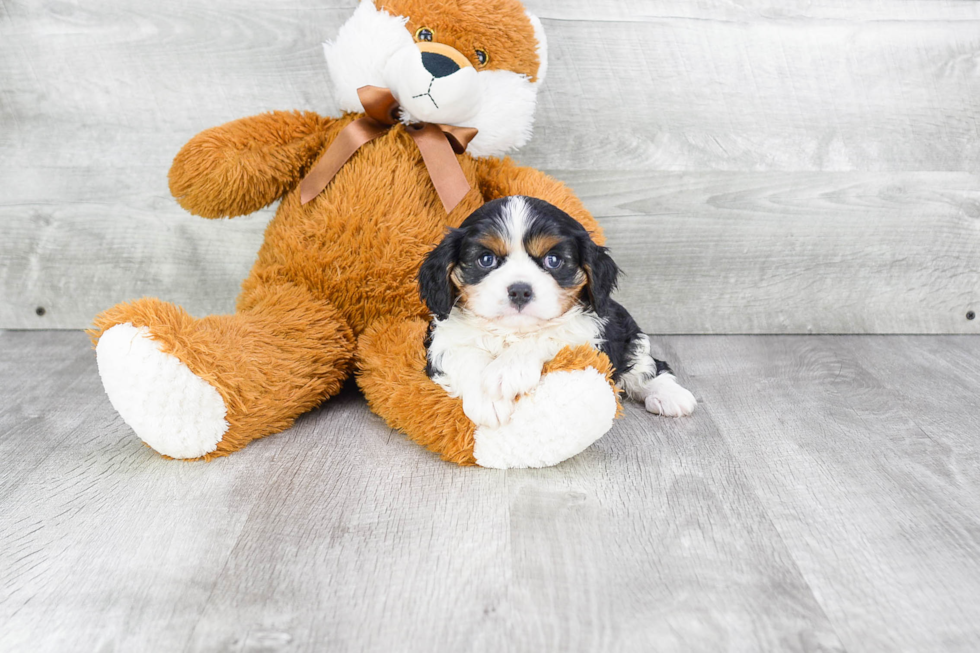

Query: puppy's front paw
<box><xmin>644</xmin><ymin>374</ymin><xmax>697</xmax><ymax>417</ymax></box>
<box><xmin>481</xmin><ymin>356</ymin><xmax>542</xmax><ymax>401</ymax></box>
<box><xmin>462</xmin><ymin>392</ymin><xmax>516</xmax><ymax>429</ymax></box>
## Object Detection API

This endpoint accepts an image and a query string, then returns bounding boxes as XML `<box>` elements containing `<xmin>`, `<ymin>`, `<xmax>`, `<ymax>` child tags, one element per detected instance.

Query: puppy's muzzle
<box><xmin>508</xmin><ymin>282</ymin><xmax>534</xmax><ymax>310</ymax></box>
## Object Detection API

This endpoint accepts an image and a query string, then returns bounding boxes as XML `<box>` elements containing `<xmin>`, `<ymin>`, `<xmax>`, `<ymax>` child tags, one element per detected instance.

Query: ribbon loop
<box><xmin>441</xmin><ymin>126</ymin><xmax>479</xmax><ymax>155</ymax></box>
<box><xmin>358</xmin><ymin>86</ymin><xmax>400</xmax><ymax>125</ymax></box>
<box><xmin>299</xmin><ymin>86</ymin><xmax>478</xmax><ymax>213</ymax></box>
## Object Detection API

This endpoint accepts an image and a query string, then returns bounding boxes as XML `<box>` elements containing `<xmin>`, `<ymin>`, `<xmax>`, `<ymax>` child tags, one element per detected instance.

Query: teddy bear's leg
<box><xmin>356</xmin><ymin>319</ymin><xmax>621</xmax><ymax>469</ymax></box>
<box><xmin>356</xmin><ymin>318</ymin><xmax>479</xmax><ymax>465</ymax></box>
<box><xmin>90</xmin><ymin>283</ymin><xmax>354</xmax><ymax>460</ymax></box>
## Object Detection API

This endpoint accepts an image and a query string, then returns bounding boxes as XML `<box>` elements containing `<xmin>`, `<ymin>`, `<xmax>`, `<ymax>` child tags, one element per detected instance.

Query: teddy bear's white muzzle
<box><xmin>384</xmin><ymin>45</ymin><xmax>482</xmax><ymax>126</ymax></box>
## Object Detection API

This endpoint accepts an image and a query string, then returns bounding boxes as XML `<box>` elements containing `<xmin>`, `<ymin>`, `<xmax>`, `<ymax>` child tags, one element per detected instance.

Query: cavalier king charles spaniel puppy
<box><xmin>418</xmin><ymin>196</ymin><xmax>697</xmax><ymax>429</ymax></box>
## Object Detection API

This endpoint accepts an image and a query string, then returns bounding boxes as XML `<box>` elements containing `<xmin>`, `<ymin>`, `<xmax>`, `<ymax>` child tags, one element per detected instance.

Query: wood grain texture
<box><xmin>3</xmin><ymin>169</ymin><xmax>978</xmax><ymax>333</ymax></box>
<box><xmin>584</xmin><ymin>171</ymin><xmax>980</xmax><ymax>334</ymax></box>
<box><xmin>3</xmin><ymin>332</ymin><xmax>980</xmax><ymax>651</ymax></box>
<box><xmin>526</xmin><ymin>1</ymin><xmax>980</xmax><ymax>172</ymax></box>
<box><xmin>2</xmin><ymin>0</ymin><xmax>980</xmax><ymax>332</ymax></box>
<box><xmin>4</xmin><ymin>331</ymin><xmax>980</xmax><ymax>650</ymax></box>
<box><xmin>0</xmin><ymin>332</ymin><xmax>299</xmax><ymax>652</ymax></box>
<box><xmin>0</xmin><ymin>330</ymin><xmax>860</xmax><ymax>653</ymax></box>
<box><xmin>673</xmin><ymin>334</ymin><xmax>980</xmax><ymax>652</ymax></box>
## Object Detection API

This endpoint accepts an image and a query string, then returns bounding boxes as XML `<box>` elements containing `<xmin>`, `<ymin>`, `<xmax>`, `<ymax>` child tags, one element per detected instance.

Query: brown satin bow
<box><xmin>299</xmin><ymin>86</ymin><xmax>479</xmax><ymax>213</ymax></box>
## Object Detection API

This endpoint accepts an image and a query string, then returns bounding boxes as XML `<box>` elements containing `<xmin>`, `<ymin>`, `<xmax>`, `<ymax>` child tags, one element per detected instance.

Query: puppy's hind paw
<box><xmin>643</xmin><ymin>374</ymin><xmax>697</xmax><ymax>417</ymax></box>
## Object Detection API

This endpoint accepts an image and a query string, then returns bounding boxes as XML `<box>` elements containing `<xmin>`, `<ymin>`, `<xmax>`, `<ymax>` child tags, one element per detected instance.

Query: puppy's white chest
<box><xmin>426</xmin><ymin>308</ymin><xmax>605</xmax><ymax>399</ymax></box>
<box><xmin>473</xmin><ymin>329</ymin><xmax>560</xmax><ymax>360</ymax></box>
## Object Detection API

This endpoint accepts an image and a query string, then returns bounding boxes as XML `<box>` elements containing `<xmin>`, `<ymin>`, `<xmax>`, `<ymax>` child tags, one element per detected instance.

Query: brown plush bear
<box><xmin>90</xmin><ymin>0</ymin><xmax>672</xmax><ymax>468</ymax></box>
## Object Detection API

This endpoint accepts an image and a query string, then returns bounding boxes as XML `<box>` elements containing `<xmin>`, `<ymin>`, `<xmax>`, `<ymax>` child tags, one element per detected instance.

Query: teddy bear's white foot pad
<box><xmin>473</xmin><ymin>367</ymin><xmax>618</xmax><ymax>469</ymax></box>
<box><xmin>96</xmin><ymin>323</ymin><xmax>228</xmax><ymax>459</ymax></box>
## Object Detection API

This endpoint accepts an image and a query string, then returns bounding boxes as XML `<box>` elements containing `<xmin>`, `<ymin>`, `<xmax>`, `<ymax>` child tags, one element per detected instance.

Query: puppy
<box><xmin>418</xmin><ymin>196</ymin><xmax>697</xmax><ymax>429</ymax></box>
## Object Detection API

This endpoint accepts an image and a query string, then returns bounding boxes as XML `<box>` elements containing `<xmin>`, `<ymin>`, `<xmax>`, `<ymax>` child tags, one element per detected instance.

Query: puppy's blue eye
<box><xmin>415</xmin><ymin>27</ymin><xmax>434</xmax><ymax>42</ymax></box>
<box><xmin>543</xmin><ymin>254</ymin><xmax>563</xmax><ymax>270</ymax></box>
<box><xmin>477</xmin><ymin>253</ymin><xmax>497</xmax><ymax>269</ymax></box>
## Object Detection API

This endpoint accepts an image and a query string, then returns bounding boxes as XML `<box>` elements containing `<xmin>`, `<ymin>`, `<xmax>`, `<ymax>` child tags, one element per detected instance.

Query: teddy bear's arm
<box><xmin>169</xmin><ymin>111</ymin><xmax>340</xmax><ymax>219</ymax></box>
<box><xmin>473</xmin><ymin>156</ymin><xmax>605</xmax><ymax>245</ymax></box>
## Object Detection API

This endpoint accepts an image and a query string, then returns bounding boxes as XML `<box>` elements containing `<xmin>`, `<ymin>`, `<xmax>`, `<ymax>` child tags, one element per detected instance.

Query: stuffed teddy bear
<box><xmin>90</xmin><ymin>0</ymin><xmax>631</xmax><ymax>468</ymax></box>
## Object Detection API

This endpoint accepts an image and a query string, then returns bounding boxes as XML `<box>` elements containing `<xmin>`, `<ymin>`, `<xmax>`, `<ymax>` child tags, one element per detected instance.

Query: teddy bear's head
<box><xmin>323</xmin><ymin>0</ymin><xmax>548</xmax><ymax>158</ymax></box>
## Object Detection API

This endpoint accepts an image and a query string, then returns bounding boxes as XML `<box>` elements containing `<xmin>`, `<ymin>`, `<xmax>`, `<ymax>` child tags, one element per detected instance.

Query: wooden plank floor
<box><xmin>1</xmin><ymin>331</ymin><xmax>979</xmax><ymax>652</ymax></box>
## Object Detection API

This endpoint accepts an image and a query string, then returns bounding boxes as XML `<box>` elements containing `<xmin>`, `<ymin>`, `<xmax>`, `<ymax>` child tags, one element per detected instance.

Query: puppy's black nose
<box><xmin>507</xmin><ymin>283</ymin><xmax>534</xmax><ymax>310</ymax></box>
<box><xmin>421</xmin><ymin>52</ymin><xmax>460</xmax><ymax>78</ymax></box>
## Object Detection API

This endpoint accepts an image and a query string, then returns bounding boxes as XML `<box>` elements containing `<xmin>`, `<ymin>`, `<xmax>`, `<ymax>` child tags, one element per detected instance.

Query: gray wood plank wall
<box><xmin>2</xmin><ymin>0</ymin><xmax>978</xmax><ymax>332</ymax></box>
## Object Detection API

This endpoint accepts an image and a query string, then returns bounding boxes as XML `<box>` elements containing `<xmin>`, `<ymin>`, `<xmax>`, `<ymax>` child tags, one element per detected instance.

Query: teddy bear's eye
<box><xmin>475</xmin><ymin>49</ymin><xmax>489</xmax><ymax>66</ymax></box>
<box><xmin>415</xmin><ymin>27</ymin><xmax>434</xmax><ymax>42</ymax></box>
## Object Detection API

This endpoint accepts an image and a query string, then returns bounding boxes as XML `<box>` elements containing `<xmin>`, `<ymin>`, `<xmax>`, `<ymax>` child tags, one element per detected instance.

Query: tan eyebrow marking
<box><xmin>525</xmin><ymin>234</ymin><xmax>563</xmax><ymax>259</ymax></box>
<box><xmin>477</xmin><ymin>234</ymin><xmax>510</xmax><ymax>257</ymax></box>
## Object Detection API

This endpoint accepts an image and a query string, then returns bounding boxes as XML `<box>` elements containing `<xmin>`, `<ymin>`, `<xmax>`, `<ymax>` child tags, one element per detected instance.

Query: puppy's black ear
<box><xmin>581</xmin><ymin>235</ymin><xmax>620</xmax><ymax>314</ymax></box>
<box><xmin>418</xmin><ymin>229</ymin><xmax>465</xmax><ymax>320</ymax></box>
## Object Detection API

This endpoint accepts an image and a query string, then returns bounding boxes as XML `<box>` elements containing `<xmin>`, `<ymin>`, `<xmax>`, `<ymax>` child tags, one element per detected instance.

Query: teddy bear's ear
<box><xmin>525</xmin><ymin>11</ymin><xmax>548</xmax><ymax>84</ymax></box>
<box><xmin>323</xmin><ymin>0</ymin><xmax>413</xmax><ymax>113</ymax></box>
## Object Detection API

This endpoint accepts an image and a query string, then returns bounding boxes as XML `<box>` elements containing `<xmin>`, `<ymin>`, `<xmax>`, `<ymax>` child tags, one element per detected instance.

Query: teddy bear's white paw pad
<box><xmin>643</xmin><ymin>374</ymin><xmax>697</xmax><ymax>417</ymax></box>
<box><xmin>473</xmin><ymin>367</ymin><xmax>618</xmax><ymax>469</ymax></box>
<box><xmin>96</xmin><ymin>323</ymin><xmax>228</xmax><ymax>459</ymax></box>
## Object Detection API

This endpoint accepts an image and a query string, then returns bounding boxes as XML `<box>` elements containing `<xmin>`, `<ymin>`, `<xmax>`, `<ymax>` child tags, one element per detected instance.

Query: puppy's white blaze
<box><xmin>503</xmin><ymin>196</ymin><xmax>531</xmax><ymax>250</ymax></box>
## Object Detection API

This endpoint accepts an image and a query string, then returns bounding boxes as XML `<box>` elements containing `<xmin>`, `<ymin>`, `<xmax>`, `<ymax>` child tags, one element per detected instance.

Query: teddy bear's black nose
<box><xmin>421</xmin><ymin>52</ymin><xmax>460</xmax><ymax>78</ymax></box>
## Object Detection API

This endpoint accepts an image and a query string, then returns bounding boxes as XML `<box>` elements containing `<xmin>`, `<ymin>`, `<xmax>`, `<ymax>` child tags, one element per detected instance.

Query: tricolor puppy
<box><xmin>419</xmin><ymin>196</ymin><xmax>697</xmax><ymax>429</ymax></box>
